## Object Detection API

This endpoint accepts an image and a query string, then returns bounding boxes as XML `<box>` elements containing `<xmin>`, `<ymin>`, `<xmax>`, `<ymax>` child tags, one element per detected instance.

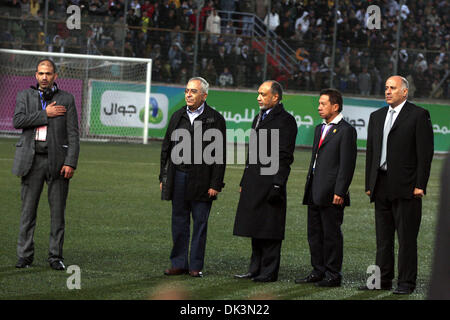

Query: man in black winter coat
<box><xmin>233</xmin><ymin>80</ymin><xmax>298</xmax><ymax>282</ymax></box>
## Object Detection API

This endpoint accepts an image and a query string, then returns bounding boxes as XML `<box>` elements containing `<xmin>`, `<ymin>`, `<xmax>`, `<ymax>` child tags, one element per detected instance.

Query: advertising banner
<box><xmin>0</xmin><ymin>75</ymin><xmax>83</xmax><ymax>133</ymax></box>
<box><xmin>88</xmin><ymin>81</ymin><xmax>450</xmax><ymax>152</ymax></box>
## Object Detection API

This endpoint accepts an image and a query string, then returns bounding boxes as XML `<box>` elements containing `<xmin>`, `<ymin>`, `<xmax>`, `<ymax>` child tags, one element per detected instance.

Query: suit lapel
<box><xmin>33</xmin><ymin>90</ymin><xmax>42</xmax><ymax>112</ymax></box>
<box><xmin>374</xmin><ymin>107</ymin><xmax>389</xmax><ymax>151</ymax></box>
<box><xmin>319</xmin><ymin>121</ymin><xmax>341</xmax><ymax>148</ymax></box>
<box><xmin>389</xmin><ymin>101</ymin><xmax>412</xmax><ymax>133</ymax></box>
<box><xmin>312</xmin><ymin>124</ymin><xmax>322</xmax><ymax>153</ymax></box>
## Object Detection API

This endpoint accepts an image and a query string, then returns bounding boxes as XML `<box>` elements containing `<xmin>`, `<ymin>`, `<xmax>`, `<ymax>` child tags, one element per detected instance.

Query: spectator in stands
<box><xmin>0</xmin><ymin>0</ymin><xmax>447</xmax><ymax>97</ymax></box>
<box><xmin>168</xmin><ymin>41</ymin><xmax>183</xmax><ymax>74</ymax></box>
<box><xmin>240</xmin><ymin>0</ymin><xmax>255</xmax><ymax>36</ymax></box>
<box><xmin>220</xmin><ymin>0</ymin><xmax>235</xmax><ymax>21</ymax></box>
<box><xmin>264</xmin><ymin>7</ymin><xmax>280</xmax><ymax>32</ymax></box>
<box><xmin>222</xmin><ymin>19</ymin><xmax>235</xmax><ymax>45</ymax></box>
<box><xmin>414</xmin><ymin>53</ymin><xmax>428</xmax><ymax>73</ymax></box>
<box><xmin>102</xmin><ymin>39</ymin><xmax>118</xmax><ymax>56</ymax></box>
<box><xmin>188</xmin><ymin>7</ymin><xmax>203</xmax><ymax>31</ymax></box>
<box><xmin>205</xmin><ymin>8</ymin><xmax>220</xmax><ymax>43</ymax></box>
<box><xmin>213</xmin><ymin>45</ymin><xmax>229</xmax><ymax>75</ymax></box>
<box><xmin>130</xmin><ymin>0</ymin><xmax>142</xmax><ymax>17</ymax></box>
<box><xmin>275</xmin><ymin>19</ymin><xmax>294</xmax><ymax>40</ymax></box>
<box><xmin>358</xmin><ymin>66</ymin><xmax>371</xmax><ymax>96</ymax></box>
<box><xmin>201</xmin><ymin>58</ymin><xmax>217</xmax><ymax>86</ymax></box>
<box><xmin>218</xmin><ymin>66</ymin><xmax>233</xmax><ymax>87</ymax></box>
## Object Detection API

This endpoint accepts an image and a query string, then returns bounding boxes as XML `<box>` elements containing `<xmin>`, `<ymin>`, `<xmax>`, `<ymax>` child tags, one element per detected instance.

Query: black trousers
<box><xmin>307</xmin><ymin>204</ymin><xmax>344</xmax><ymax>280</ymax></box>
<box><xmin>374</xmin><ymin>170</ymin><xmax>422</xmax><ymax>289</ymax></box>
<box><xmin>248</xmin><ymin>238</ymin><xmax>282</xmax><ymax>280</ymax></box>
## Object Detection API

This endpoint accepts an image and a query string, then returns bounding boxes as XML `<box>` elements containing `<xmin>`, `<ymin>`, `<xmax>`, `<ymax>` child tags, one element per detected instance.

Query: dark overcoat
<box><xmin>233</xmin><ymin>103</ymin><xmax>298</xmax><ymax>240</ymax></box>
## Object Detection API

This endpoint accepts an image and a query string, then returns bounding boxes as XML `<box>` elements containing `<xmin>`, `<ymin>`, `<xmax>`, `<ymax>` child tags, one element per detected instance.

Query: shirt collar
<box><xmin>186</xmin><ymin>102</ymin><xmax>205</xmax><ymax>115</ymax></box>
<box><xmin>322</xmin><ymin>112</ymin><xmax>343</xmax><ymax>125</ymax></box>
<box><xmin>389</xmin><ymin>99</ymin><xmax>406</xmax><ymax>113</ymax></box>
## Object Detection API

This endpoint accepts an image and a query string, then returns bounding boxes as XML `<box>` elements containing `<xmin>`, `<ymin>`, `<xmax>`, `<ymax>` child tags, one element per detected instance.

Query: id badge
<box><xmin>35</xmin><ymin>125</ymin><xmax>47</xmax><ymax>141</ymax></box>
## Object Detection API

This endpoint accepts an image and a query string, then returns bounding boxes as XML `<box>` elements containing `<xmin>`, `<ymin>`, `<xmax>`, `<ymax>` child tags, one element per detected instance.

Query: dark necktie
<box><xmin>255</xmin><ymin>109</ymin><xmax>266</xmax><ymax>129</ymax></box>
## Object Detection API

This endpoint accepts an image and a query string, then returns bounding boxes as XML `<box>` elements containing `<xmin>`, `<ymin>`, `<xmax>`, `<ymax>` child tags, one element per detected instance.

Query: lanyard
<box><xmin>39</xmin><ymin>92</ymin><xmax>47</xmax><ymax>110</ymax></box>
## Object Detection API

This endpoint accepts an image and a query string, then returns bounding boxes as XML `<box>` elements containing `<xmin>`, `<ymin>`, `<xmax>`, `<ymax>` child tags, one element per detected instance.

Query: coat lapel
<box><xmin>257</xmin><ymin>103</ymin><xmax>283</xmax><ymax>128</ymax></box>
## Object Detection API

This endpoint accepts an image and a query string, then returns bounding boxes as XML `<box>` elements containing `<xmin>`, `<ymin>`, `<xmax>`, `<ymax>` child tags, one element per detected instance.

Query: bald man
<box><xmin>362</xmin><ymin>75</ymin><xmax>434</xmax><ymax>294</ymax></box>
<box><xmin>13</xmin><ymin>59</ymin><xmax>79</xmax><ymax>271</ymax></box>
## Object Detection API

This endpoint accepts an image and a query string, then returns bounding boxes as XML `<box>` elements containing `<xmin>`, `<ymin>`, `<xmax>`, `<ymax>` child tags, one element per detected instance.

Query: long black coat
<box><xmin>233</xmin><ymin>103</ymin><xmax>298</xmax><ymax>240</ymax></box>
<box><xmin>303</xmin><ymin>118</ymin><xmax>357</xmax><ymax>206</ymax></box>
<box><xmin>159</xmin><ymin>103</ymin><xmax>226</xmax><ymax>202</ymax></box>
<box><xmin>365</xmin><ymin>101</ymin><xmax>434</xmax><ymax>201</ymax></box>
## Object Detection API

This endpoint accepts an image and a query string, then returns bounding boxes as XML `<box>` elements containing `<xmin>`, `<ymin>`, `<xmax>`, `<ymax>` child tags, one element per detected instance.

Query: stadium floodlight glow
<box><xmin>0</xmin><ymin>49</ymin><xmax>152</xmax><ymax>145</ymax></box>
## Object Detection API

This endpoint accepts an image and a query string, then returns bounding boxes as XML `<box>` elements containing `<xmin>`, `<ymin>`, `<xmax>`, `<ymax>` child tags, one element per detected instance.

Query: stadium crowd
<box><xmin>0</xmin><ymin>0</ymin><xmax>448</xmax><ymax>98</ymax></box>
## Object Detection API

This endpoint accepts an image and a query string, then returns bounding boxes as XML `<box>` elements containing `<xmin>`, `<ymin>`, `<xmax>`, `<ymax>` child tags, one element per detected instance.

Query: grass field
<box><xmin>0</xmin><ymin>137</ymin><xmax>444</xmax><ymax>300</ymax></box>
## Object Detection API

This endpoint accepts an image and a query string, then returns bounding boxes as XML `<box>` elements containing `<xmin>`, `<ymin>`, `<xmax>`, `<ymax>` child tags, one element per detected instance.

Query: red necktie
<box><xmin>318</xmin><ymin>124</ymin><xmax>332</xmax><ymax>149</ymax></box>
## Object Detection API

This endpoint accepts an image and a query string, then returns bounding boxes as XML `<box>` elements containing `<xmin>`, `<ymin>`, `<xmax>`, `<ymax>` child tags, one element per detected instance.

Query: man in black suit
<box><xmin>295</xmin><ymin>88</ymin><xmax>357</xmax><ymax>287</ymax></box>
<box><xmin>159</xmin><ymin>77</ymin><xmax>226</xmax><ymax>278</ymax></box>
<box><xmin>362</xmin><ymin>75</ymin><xmax>434</xmax><ymax>294</ymax></box>
<box><xmin>233</xmin><ymin>80</ymin><xmax>298</xmax><ymax>282</ymax></box>
<box><xmin>13</xmin><ymin>59</ymin><xmax>80</xmax><ymax>271</ymax></box>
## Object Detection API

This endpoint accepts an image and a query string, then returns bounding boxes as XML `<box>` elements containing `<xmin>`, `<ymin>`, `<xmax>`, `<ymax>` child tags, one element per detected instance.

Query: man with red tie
<box><xmin>295</xmin><ymin>88</ymin><xmax>357</xmax><ymax>287</ymax></box>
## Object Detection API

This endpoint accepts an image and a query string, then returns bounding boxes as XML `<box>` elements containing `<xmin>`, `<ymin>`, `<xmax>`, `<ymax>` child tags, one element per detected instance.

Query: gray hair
<box><xmin>399</xmin><ymin>76</ymin><xmax>409</xmax><ymax>90</ymax></box>
<box><xmin>399</xmin><ymin>75</ymin><xmax>409</xmax><ymax>98</ymax></box>
<box><xmin>188</xmin><ymin>77</ymin><xmax>209</xmax><ymax>94</ymax></box>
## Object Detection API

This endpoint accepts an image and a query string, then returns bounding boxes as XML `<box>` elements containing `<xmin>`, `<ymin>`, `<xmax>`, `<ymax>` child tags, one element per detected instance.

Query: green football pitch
<box><xmin>0</xmin><ymin>137</ymin><xmax>444</xmax><ymax>300</ymax></box>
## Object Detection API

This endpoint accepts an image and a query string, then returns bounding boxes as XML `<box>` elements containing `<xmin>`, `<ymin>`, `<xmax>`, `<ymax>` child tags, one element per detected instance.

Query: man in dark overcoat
<box><xmin>233</xmin><ymin>80</ymin><xmax>298</xmax><ymax>282</ymax></box>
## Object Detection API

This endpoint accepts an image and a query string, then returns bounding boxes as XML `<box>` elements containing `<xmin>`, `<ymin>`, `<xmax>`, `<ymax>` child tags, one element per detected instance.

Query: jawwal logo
<box><xmin>139</xmin><ymin>97</ymin><xmax>164</xmax><ymax>124</ymax></box>
<box><xmin>100</xmin><ymin>91</ymin><xmax>168</xmax><ymax>129</ymax></box>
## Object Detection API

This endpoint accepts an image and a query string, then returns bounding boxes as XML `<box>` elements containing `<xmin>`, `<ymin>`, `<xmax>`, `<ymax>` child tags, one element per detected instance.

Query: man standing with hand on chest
<box><xmin>12</xmin><ymin>59</ymin><xmax>80</xmax><ymax>271</ymax></box>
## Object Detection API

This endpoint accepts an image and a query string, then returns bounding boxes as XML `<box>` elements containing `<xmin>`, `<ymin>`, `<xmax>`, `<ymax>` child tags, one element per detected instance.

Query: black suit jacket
<box><xmin>159</xmin><ymin>102</ymin><xmax>226</xmax><ymax>202</ymax></box>
<box><xmin>365</xmin><ymin>101</ymin><xmax>434</xmax><ymax>201</ymax></box>
<box><xmin>303</xmin><ymin>117</ymin><xmax>357</xmax><ymax>206</ymax></box>
<box><xmin>12</xmin><ymin>88</ymin><xmax>80</xmax><ymax>179</ymax></box>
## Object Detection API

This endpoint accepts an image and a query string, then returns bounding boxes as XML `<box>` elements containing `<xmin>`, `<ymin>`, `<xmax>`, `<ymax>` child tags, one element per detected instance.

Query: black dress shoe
<box><xmin>15</xmin><ymin>258</ymin><xmax>32</xmax><ymax>269</ymax></box>
<box><xmin>234</xmin><ymin>272</ymin><xmax>256</xmax><ymax>279</ymax></box>
<box><xmin>252</xmin><ymin>275</ymin><xmax>277</xmax><ymax>283</ymax></box>
<box><xmin>295</xmin><ymin>273</ymin><xmax>324</xmax><ymax>284</ymax></box>
<box><xmin>393</xmin><ymin>286</ymin><xmax>414</xmax><ymax>295</ymax></box>
<box><xmin>315</xmin><ymin>277</ymin><xmax>341</xmax><ymax>287</ymax></box>
<box><xmin>50</xmin><ymin>260</ymin><xmax>66</xmax><ymax>271</ymax></box>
